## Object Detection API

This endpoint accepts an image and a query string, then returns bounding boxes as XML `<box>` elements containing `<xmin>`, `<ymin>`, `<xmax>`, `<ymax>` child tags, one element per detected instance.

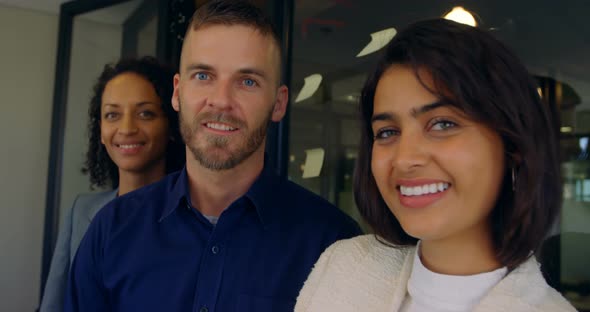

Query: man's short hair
<box><xmin>183</xmin><ymin>0</ymin><xmax>283</xmax><ymax>82</ymax></box>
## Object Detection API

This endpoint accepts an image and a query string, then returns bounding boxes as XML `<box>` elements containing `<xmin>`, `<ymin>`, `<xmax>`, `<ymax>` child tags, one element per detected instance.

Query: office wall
<box><xmin>0</xmin><ymin>5</ymin><xmax>123</xmax><ymax>311</ymax></box>
<box><xmin>0</xmin><ymin>5</ymin><xmax>57</xmax><ymax>312</ymax></box>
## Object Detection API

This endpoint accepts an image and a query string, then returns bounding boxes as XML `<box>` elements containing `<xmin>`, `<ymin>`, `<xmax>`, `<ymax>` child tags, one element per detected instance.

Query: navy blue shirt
<box><xmin>64</xmin><ymin>165</ymin><xmax>361</xmax><ymax>312</ymax></box>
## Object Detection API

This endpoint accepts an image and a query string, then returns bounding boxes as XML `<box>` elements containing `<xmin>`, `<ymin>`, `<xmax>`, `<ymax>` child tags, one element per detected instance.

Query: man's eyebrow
<box><xmin>183</xmin><ymin>64</ymin><xmax>269</xmax><ymax>80</ymax></box>
<box><xmin>238</xmin><ymin>68</ymin><xmax>268</xmax><ymax>80</ymax></box>
<box><xmin>184</xmin><ymin>63</ymin><xmax>214</xmax><ymax>73</ymax></box>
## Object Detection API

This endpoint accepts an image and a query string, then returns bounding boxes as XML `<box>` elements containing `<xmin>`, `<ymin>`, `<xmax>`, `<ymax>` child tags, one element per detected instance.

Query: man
<box><xmin>64</xmin><ymin>1</ymin><xmax>361</xmax><ymax>311</ymax></box>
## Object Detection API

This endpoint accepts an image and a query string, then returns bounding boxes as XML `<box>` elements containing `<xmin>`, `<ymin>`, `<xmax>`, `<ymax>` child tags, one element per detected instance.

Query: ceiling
<box><xmin>0</xmin><ymin>0</ymin><xmax>65</xmax><ymax>13</ymax></box>
<box><xmin>2</xmin><ymin>0</ymin><xmax>588</xmax><ymax>115</ymax></box>
<box><xmin>290</xmin><ymin>0</ymin><xmax>590</xmax><ymax>114</ymax></box>
<box><xmin>0</xmin><ymin>0</ymin><xmax>142</xmax><ymax>24</ymax></box>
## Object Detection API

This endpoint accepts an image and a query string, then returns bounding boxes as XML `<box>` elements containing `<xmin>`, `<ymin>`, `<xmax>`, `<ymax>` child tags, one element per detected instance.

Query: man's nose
<box><xmin>207</xmin><ymin>79</ymin><xmax>234</xmax><ymax>111</ymax></box>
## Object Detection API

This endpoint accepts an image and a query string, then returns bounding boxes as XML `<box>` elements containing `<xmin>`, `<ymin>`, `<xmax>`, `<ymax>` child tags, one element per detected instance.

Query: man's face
<box><xmin>172</xmin><ymin>24</ymin><xmax>288</xmax><ymax>171</ymax></box>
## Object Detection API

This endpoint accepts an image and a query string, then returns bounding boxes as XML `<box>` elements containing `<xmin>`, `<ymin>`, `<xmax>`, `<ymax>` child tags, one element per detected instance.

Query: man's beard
<box><xmin>178</xmin><ymin>99</ymin><xmax>272</xmax><ymax>171</ymax></box>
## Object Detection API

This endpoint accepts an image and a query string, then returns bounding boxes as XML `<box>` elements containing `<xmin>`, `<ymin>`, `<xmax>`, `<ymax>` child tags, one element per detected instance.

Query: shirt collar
<box><xmin>244</xmin><ymin>163</ymin><xmax>280</xmax><ymax>227</ymax></box>
<box><xmin>159</xmin><ymin>163</ymin><xmax>281</xmax><ymax>227</ymax></box>
<box><xmin>159</xmin><ymin>167</ymin><xmax>190</xmax><ymax>222</ymax></box>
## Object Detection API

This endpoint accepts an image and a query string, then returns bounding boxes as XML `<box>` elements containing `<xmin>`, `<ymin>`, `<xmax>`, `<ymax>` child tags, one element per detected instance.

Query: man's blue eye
<box><xmin>197</xmin><ymin>73</ymin><xmax>208</xmax><ymax>80</ymax></box>
<box><xmin>243</xmin><ymin>79</ymin><xmax>256</xmax><ymax>87</ymax></box>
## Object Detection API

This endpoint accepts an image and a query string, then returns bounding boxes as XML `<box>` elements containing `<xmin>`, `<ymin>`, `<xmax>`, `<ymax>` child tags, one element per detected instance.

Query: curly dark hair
<box><xmin>82</xmin><ymin>56</ymin><xmax>185</xmax><ymax>189</ymax></box>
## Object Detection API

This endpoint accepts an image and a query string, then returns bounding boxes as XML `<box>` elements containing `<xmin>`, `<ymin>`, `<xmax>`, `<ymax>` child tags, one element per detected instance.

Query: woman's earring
<box><xmin>511</xmin><ymin>167</ymin><xmax>517</xmax><ymax>191</ymax></box>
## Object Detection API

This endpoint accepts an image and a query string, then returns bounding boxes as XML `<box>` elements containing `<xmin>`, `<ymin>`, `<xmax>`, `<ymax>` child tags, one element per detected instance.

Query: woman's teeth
<box><xmin>118</xmin><ymin>144</ymin><xmax>142</xmax><ymax>149</ymax></box>
<box><xmin>400</xmin><ymin>183</ymin><xmax>450</xmax><ymax>196</ymax></box>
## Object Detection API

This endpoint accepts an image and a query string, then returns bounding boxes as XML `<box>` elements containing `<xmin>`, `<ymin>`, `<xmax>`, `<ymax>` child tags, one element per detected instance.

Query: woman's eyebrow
<box><xmin>371</xmin><ymin>101</ymin><xmax>448</xmax><ymax>124</ymax></box>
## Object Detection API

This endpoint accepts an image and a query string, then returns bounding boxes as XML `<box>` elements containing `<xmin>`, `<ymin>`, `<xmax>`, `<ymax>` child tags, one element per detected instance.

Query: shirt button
<box><xmin>199</xmin><ymin>307</ymin><xmax>208</xmax><ymax>312</ymax></box>
<box><xmin>211</xmin><ymin>246</ymin><xmax>219</xmax><ymax>254</ymax></box>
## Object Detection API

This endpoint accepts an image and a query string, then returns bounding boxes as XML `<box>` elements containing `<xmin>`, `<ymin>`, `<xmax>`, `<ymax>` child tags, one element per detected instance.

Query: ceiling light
<box><xmin>356</xmin><ymin>28</ymin><xmax>397</xmax><ymax>57</ymax></box>
<box><xmin>561</xmin><ymin>126</ymin><xmax>573</xmax><ymax>133</ymax></box>
<box><xmin>295</xmin><ymin>74</ymin><xmax>323</xmax><ymax>103</ymax></box>
<box><xmin>444</xmin><ymin>6</ymin><xmax>477</xmax><ymax>27</ymax></box>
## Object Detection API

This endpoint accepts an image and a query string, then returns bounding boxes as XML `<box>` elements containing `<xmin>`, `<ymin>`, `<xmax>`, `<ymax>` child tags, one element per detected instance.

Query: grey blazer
<box><xmin>39</xmin><ymin>190</ymin><xmax>117</xmax><ymax>312</ymax></box>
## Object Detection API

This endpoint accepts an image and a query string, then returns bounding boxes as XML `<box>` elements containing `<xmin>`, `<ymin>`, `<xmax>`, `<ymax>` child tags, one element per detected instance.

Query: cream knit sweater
<box><xmin>295</xmin><ymin>235</ymin><xmax>576</xmax><ymax>312</ymax></box>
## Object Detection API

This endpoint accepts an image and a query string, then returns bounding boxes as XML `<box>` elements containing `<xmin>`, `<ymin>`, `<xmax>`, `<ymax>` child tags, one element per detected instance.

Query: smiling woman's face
<box><xmin>370</xmin><ymin>65</ymin><xmax>505</xmax><ymax>245</ymax></box>
<box><xmin>100</xmin><ymin>72</ymin><xmax>169</xmax><ymax>174</ymax></box>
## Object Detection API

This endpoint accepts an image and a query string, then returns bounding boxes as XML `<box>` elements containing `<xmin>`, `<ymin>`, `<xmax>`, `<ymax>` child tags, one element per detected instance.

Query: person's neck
<box><xmin>118</xmin><ymin>161</ymin><xmax>167</xmax><ymax>196</ymax></box>
<box><xmin>186</xmin><ymin>149</ymin><xmax>264</xmax><ymax>217</ymax></box>
<box><xmin>419</xmin><ymin>223</ymin><xmax>501</xmax><ymax>276</ymax></box>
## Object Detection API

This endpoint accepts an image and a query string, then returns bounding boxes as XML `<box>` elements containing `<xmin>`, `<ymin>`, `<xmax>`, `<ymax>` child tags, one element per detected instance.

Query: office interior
<box><xmin>0</xmin><ymin>0</ymin><xmax>588</xmax><ymax>311</ymax></box>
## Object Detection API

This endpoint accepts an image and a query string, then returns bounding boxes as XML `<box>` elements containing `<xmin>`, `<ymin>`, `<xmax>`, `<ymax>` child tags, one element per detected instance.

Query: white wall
<box><xmin>0</xmin><ymin>5</ymin><xmax>128</xmax><ymax>311</ymax></box>
<box><xmin>0</xmin><ymin>5</ymin><xmax>57</xmax><ymax>312</ymax></box>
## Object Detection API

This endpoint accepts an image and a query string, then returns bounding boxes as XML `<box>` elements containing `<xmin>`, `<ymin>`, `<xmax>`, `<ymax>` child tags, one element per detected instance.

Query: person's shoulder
<box><xmin>479</xmin><ymin>284</ymin><xmax>576</xmax><ymax>312</ymax></box>
<box><xmin>69</xmin><ymin>189</ymin><xmax>117</xmax><ymax>218</ymax></box>
<box><xmin>93</xmin><ymin>172</ymin><xmax>181</xmax><ymax>224</ymax></box>
<box><xmin>480</xmin><ymin>256</ymin><xmax>577</xmax><ymax>312</ymax></box>
<box><xmin>73</xmin><ymin>190</ymin><xmax>116</xmax><ymax>208</ymax></box>
<box><xmin>321</xmin><ymin>235</ymin><xmax>412</xmax><ymax>269</ymax></box>
<box><xmin>296</xmin><ymin>235</ymin><xmax>412</xmax><ymax>310</ymax></box>
<box><xmin>514</xmin><ymin>257</ymin><xmax>577</xmax><ymax>311</ymax></box>
<box><xmin>279</xmin><ymin>179</ymin><xmax>353</xmax><ymax>220</ymax></box>
<box><xmin>110</xmin><ymin>171</ymin><xmax>179</xmax><ymax>206</ymax></box>
<box><xmin>535</xmin><ymin>288</ymin><xmax>578</xmax><ymax>312</ymax></box>
<box><xmin>280</xmin><ymin>179</ymin><xmax>333</xmax><ymax>206</ymax></box>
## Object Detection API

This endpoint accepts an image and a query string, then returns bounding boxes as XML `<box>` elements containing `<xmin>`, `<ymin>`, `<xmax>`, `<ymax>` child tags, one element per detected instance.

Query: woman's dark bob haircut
<box><xmin>82</xmin><ymin>56</ymin><xmax>185</xmax><ymax>189</ymax></box>
<box><xmin>354</xmin><ymin>19</ymin><xmax>561</xmax><ymax>269</ymax></box>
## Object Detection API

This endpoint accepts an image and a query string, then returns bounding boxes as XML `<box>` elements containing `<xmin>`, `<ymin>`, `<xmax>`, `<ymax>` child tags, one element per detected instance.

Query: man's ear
<box><xmin>171</xmin><ymin>73</ymin><xmax>181</xmax><ymax>112</ymax></box>
<box><xmin>271</xmin><ymin>85</ymin><xmax>289</xmax><ymax>122</ymax></box>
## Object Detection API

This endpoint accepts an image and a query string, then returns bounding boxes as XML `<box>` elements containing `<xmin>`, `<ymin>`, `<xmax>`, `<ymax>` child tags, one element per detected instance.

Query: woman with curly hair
<box><xmin>40</xmin><ymin>56</ymin><xmax>184</xmax><ymax>312</ymax></box>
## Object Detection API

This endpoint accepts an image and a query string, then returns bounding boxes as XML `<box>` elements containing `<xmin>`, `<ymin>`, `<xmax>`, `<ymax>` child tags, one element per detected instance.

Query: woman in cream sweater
<box><xmin>296</xmin><ymin>19</ymin><xmax>575</xmax><ymax>312</ymax></box>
